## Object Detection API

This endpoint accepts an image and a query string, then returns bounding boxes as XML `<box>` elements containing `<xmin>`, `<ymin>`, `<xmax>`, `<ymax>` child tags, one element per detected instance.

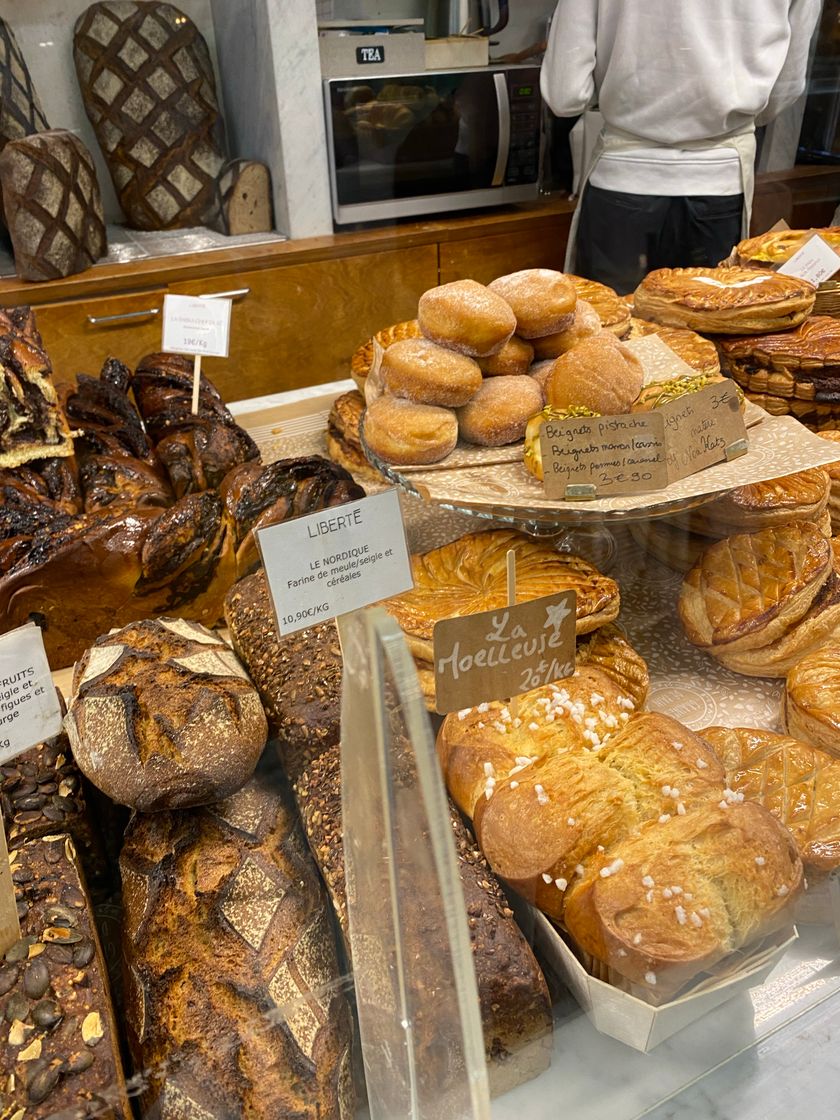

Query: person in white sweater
<box><xmin>541</xmin><ymin>0</ymin><xmax>822</xmax><ymax>292</ymax></box>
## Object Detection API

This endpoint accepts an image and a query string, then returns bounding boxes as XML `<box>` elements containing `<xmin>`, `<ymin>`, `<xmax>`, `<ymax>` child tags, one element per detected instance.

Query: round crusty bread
<box><xmin>785</xmin><ymin>642</ymin><xmax>840</xmax><ymax>759</ymax></box>
<box><xmin>487</xmin><ymin>269</ymin><xmax>577</xmax><ymax>338</ymax></box>
<box><xmin>633</xmin><ymin>267</ymin><xmax>816</xmax><ymax>334</ymax></box>
<box><xmin>418</xmin><ymin>279</ymin><xmax>516</xmax><ymax>357</ymax></box>
<box><xmin>65</xmin><ymin>617</ymin><xmax>267</xmax><ymax>811</ymax></box>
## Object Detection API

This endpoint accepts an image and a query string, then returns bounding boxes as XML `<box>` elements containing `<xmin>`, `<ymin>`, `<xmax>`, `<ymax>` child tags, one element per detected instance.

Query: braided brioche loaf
<box><xmin>0</xmin><ymin>338</ymin><xmax>364</xmax><ymax>665</ymax></box>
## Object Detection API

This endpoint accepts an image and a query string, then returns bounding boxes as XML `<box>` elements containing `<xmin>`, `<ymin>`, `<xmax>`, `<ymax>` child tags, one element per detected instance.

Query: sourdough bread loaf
<box><xmin>120</xmin><ymin>772</ymin><xmax>355</xmax><ymax>1119</ymax></box>
<box><xmin>1</xmin><ymin>833</ymin><xmax>130</xmax><ymax>1119</ymax></box>
<box><xmin>66</xmin><ymin>618</ymin><xmax>267</xmax><ymax>810</ymax></box>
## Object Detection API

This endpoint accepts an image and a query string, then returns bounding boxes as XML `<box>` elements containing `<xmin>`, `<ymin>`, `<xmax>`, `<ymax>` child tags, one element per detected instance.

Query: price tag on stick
<box><xmin>0</xmin><ymin>623</ymin><xmax>63</xmax><ymax>953</ymax></box>
<box><xmin>257</xmin><ymin>489</ymin><xmax>414</xmax><ymax>636</ymax></box>
<box><xmin>161</xmin><ymin>293</ymin><xmax>232</xmax><ymax>415</ymax></box>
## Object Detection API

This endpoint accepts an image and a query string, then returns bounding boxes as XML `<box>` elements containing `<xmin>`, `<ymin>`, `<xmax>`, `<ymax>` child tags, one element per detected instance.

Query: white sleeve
<box><xmin>539</xmin><ymin>0</ymin><xmax>599</xmax><ymax>117</ymax></box>
<box><xmin>756</xmin><ymin>0</ymin><xmax>822</xmax><ymax>126</ymax></box>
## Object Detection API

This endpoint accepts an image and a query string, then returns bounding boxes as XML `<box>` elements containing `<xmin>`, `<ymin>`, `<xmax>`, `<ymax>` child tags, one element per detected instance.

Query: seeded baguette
<box><xmin>1</xmin><ymin>833</ymin><xmax>130</xmax><ymax>1119</ymax></box>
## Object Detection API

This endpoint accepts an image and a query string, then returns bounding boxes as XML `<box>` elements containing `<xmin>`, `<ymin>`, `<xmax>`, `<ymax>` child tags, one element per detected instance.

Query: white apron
<box><xmin>564</xmin><ymin>123</ymin><xmax>757</xmax><ymax>273</ymax></box>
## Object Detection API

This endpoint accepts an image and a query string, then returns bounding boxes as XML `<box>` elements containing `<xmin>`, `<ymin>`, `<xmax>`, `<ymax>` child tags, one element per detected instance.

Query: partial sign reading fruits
<box><xmin>0</xmin><ymin>623</ymin><xmax>63</xmax><ymax>765</ymax></box>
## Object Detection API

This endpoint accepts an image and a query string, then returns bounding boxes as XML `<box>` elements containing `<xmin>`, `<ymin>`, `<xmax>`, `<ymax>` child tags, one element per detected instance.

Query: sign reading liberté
<box><xmin>257</xmin><ymin>488</ymin><xmax>414</xmax><ymax>635</ymax></box>
<box><xmin>433</xmin><ymin>591</ymin><xmax>577</xmax><ymax>713</ymax></box>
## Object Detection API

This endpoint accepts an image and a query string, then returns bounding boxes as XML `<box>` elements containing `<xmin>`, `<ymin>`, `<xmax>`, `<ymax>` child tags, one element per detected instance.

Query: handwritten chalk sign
<box><xmin>540</xmin><ymin>413</ymin><xmax>669</xmax><ymax>499</ymax></box>
<box><xmin>0</xmin><ymin>623</ymin><xmax>63</xmax><ymax>766</ymax></box>
<box><xmin>433</xmin><ymin>590</ymin><xmax>576</xmax><ymax>714</ymax></box>
<box><xmin>257</xmin><ymin>489</ymin><xmax>413</xmax><ymax>635</ymax></box>
<box><xmin>661</xmin><ymin>379</ymin><xmax>747</xmax><ymax>483</ymax></box>
<box><xmin>778</xmin><ymin>234</ymin><xmax>840</xmax><ymax>286</ymax></box>
<box><xmin>539</xmin><ymin>379</ymin><xmax>747</xmax><ymax>500</ymax></box>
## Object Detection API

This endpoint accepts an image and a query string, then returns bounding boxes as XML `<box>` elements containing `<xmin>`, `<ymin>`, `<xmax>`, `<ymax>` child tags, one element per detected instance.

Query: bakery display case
<box><xmin>1</xmin><ymin>2</ymin><xmax>840</xmax><ymax>1096</ymax></box>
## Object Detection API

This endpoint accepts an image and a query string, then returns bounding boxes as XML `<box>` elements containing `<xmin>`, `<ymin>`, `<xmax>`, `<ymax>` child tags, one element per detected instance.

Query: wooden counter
<box><xmin>0</xmin><ymin>165</ymin><xmax>835</xmax><ymax>402</ymax></box>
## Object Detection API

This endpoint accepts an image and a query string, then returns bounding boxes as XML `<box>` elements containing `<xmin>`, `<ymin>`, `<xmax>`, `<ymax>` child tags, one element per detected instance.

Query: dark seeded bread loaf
<box><xmin>225</xmin><ymin>571</ymin><xmax>554</xmax><ymax>1094</ymax></box>
<box><xmin>1</xmin><ymin>833</ymin><xmax>130</xmax><ymax>1119</ymax></box>
<box><xmin>120</xmin><ymin>771</ymin><xmax>354</xmax><ymax>1119</ymax></box>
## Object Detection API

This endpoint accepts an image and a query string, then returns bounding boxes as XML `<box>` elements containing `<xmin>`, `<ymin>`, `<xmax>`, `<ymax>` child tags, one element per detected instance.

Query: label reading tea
<box><xmin>433</xmin><ymin>591</ymin><xmax>576</xmax><ymax>714</ymax></box>
<box><xmin>257</xmin><ymin>488</ymin><xmax>413</xmax><ymax>635</ymax></box>
<box><xmin>540</xmin><ymin>413</ymin><xmax>669</xmax><ymax>499</ymax></box>
<box><xmin>0</xmin><ymin>623</ymin><xmax>63</xmax><ymax>765</ymax></box>
<box><xmin>778</xmin><ymin>234</ymin><xmax>840</xmax><ymax>285</ymax></box>
<box><xmin>661</xmin><ymin>379</ymin><xmax>747</xmax><ymax>482</ymax></box>
<box><xmin>162</xmin><ymin>293</ymin><xmax>232</xmax><ymax>358</ymax></box>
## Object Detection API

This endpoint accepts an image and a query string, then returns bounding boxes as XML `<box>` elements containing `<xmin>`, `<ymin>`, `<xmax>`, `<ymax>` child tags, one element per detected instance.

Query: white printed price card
<box><xmin>0</xmin><ymin>623</ymin><xmax>63</xmax><ymax>766</ymax></box>
<box><xmin>161</xmin><ymin>293</ymin><xmax>232</xmax><ymax>358</ymax></box>
<box><xmin>257</xmin><ymin>489</ymin><xmax>414</xmax><ymax>635</ymax></box>
<box><xmin>433</xmin><ymin>591</ymin><xmax>576</xmax><ymax>713</ymax></box>
<box><xmin>778</xmin><ymin>234</ymin><xmax>840</xmax><ymax>285</ymax></box>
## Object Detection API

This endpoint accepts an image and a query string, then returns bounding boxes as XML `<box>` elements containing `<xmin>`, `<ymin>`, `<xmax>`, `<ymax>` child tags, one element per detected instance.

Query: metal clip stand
<box><xmin>338</xmin><ymin>608</ymin><xmax>490</xmax><ymax>1120</ymax></box>
<box><xmin>724</xmin><ymin>438</ymin><xmax>749</xmax><ymax>462</ymax></box>
<box><xmin>563</xmin><ymin>483</ymin><xmax>598</xmax><ymax>500</ymax></box>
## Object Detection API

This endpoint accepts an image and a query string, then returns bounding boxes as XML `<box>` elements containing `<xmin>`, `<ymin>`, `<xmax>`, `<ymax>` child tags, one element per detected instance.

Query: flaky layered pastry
<box><xmin>633</xmin><ymin>267</ymin><xmax>816</xmax><ymax>334</ymax></box>
<box><xmin>325</xmin><ymin>389</ymin><xmax>385</xmax><ymax>484</ymax></box>
<box><xmin>817</xmin><ymin>430</ymin><xmax>840</xmax><ymax>533</ymax></box>
<box><xmin>626</xmin><ymin>318</ymin><xmax>721</xmax><ymax>376</ymax></box>
<box><xmin>733</xmin><ymin>227</ymin><xmax>840</xmax><ymax>268</ymax></box>
<box><xmin>679</xmin><ymin>521</ymin><xmax>833</xmax><ymax>652</ymax></box>
<box><xmin>785</xmin><ymin>643</ymin><xmax>840</xmax><ymax>759</ymax></box>
<box><xmin>719</xmin><ymin>317</ymin><xmax>840</xmax><ymax>402</ymax></box>
<box><xmin>701</xmin><ymin>725</ymin><xmax>840</xmax><ymax>876</ymax></box>
<box><xmin>568</xmin><ymin>275</ymin><xmax>631</xmax><ymax>336</ymax></box>
<box><xmin>382</xmin><ymin>529</ymin><xmax>620</xmax><ymax>642</ymax></box>
<box><xmin>670</xmin><ymin>468</ymin><xmax>830</xmax><ymax>537</ymax></box>
<box><xmin>349</xmin><ymin>319</ymin><xmax>422</xmax><ymax>388</ymax></box>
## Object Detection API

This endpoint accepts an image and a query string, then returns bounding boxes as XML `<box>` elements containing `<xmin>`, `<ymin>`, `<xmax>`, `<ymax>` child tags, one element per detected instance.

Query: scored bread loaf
<box><xmin>224</xmin><ymin>570</ymin><xmax>554</xmax><ymax>1092</ymax></box>
<box><xmin>120</xmin><ymin>770</ymin><xmax>354</xmax><ymax>1120</ymax></box>
<box><xmin>2</xmin><ymin>833</ymin><xmax>130</xmax><ymax>1119</ymax></box>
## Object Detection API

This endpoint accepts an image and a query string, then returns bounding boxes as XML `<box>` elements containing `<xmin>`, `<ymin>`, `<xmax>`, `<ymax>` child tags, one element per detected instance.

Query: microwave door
<box><xmin>329</xmin><ymin>73</ymin><xmax>502</xmax><ymax>209</ymax></box>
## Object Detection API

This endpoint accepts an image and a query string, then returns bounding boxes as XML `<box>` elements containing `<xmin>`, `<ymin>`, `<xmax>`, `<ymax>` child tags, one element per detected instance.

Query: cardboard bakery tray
<box><xmin>532</xmin><ymin>910</ymin><xmax>796</xmax><ymax>1053</ymax></box>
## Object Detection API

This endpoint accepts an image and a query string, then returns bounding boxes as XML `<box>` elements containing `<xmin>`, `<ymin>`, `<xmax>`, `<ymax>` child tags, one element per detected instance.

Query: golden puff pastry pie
<box><xmin>633</xmin><ymin>267</ymin><xmax>816</xmax><ymax>334</ymax></box>
<box><xmin>733</xmin><ymin>227</ymin><xmax>840</xmax><ymax>269</ymax></box>
<box><xmin>669</xmin><ymin>468</ymin><xmax>831</xmax><ymax>538</ymax></box>
<box><xmin>629</xmin><ymin>518</ymin><xmax>710</xmax><ymax>574</ymax></box>
<box><xmin>818</xmin><ymin>430</ymin><xmax>840</xmax><ymax>533</ymax></box>
<box><xmin>382</xmin><ymin>529</ymin><xmax>620</xmax><ymax>643</ymax></box>
<box><xmin>350</xmin><ymin>318</ymin><xmax>422</xmax><ymax>388</ymax></box>
<box><xmin>718</xmin><ymin>316</ymin><xmax>840</xmax><ymax>402</ymax></box>
<box><xmin>784</xmin><ymin>643</ymin><xmax>840</xmax><ymax>759</ymax></box>
<box><xmin>567</xmin><ymin>274</ymin><xmax>632</xmax><ymax>337</ymax></box>
<box><xmin>625</xmin><ymin>318</ymin><xmax>721</xmax><ymax>376</ymax></box>
<box><xmin>701</xmin><ymin>724</ymin><xmax>840</xmax><ymax>876</ymax></box>
<box><xmin>679</xmin><ymin>521</ymin><xmax>833</xmax><ymax>653</ymax></box>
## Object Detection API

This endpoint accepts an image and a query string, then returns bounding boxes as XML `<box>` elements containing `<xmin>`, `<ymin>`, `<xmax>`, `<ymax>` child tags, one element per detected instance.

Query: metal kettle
<box><xmin>426</xmin><ymin>0</ymin><xmax>510</xmax><ymax>38</ymax></box>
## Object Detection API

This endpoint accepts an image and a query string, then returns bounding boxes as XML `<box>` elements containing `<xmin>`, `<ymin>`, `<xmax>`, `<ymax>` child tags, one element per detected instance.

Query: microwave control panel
<box><xmin>506</xmin><ymin>77</ymin><xmax>541</xmax><ymax>184</ymax></box>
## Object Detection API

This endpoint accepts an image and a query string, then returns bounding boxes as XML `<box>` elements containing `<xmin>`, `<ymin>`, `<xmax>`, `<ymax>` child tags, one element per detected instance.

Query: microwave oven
<box><xmin>323</xmin><ymin>65</ymin><xmax>542</xmax><ymax>225</ymax></box>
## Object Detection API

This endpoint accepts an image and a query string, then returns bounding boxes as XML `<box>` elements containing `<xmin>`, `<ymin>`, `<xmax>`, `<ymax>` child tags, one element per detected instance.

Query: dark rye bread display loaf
<box><xmin>65</xmin><ymin>618</ymin><xmax>268</xmax><ymax>811</ymax></box>
<box><xmin>225</xmin><ymin>570</ymin><xmax>554</xmax><ymax>1093</ymax></box>
<box><xmin>1</xmin><ymin>833</ymin><xmax>130</xmax><ymax>1119</ymax></box>
<box><xmin>294</xmin><ymin>744</ymin><xmax>554</xmax><ymax>1096</ymax></box>
<box><xmin>120</xmin><ymin>773</ymin><xmax>354</xmax><ymax>1120</ymax></box>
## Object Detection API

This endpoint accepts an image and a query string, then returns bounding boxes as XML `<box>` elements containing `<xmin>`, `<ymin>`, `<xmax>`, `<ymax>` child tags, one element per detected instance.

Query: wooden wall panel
<box><xmin>170</xmin><ymin>243</ymin><xmax>439</xmax><ymax>401</ymax></box>
<box><xmin>439</xmin><ymin>213</ymin><xmax>573</xmax><ymax>285</ymax></box>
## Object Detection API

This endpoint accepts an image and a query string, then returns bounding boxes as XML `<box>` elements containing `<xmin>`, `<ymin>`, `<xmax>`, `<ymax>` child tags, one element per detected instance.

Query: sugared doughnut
<box><xmin>546</xmin><ymin>334</ymin><xmax>644</xmax><ymax>415</ymax></box>
<box><xmin>418</xmin><ymin>279</ymin><xmax>517</xmax><ymax>357</ymax></box>
<box><xmin>363</xmin><ymin>395</ymin><xmax>458</xmax><ymax>465</ymax></box>
<box><xmin>457</xmin><ymin>375</ymin><xmax>544</xmax><ymax>447</ymax></box>
<box><xmin>478</xmin><ymin>334</ymin><xmax>534</xmax><ymax>377</ymax></box>
<box><xmin>529</xmin><ymin>359</ymin><xmax>555</xmax><ymax>395</ymax></box>
<box><xmin>531</xmin><ymin>299</ymin><xmax>602</xmax><ymax>359</ymax></box>
<box><xmin>381</xmin><ymin>337</ymin><xmax>482</xmax><ymax>406</ymax></box>
<box><xmin>488</xmin><ymin>268</ymin><xmax>577</xmax><ymax>338</ymax></box>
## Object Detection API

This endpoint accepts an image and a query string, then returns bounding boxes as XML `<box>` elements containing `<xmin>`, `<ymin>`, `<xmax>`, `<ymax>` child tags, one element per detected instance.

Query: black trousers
<box><xmin>574</xmin><ymin>184</ymin><xmax>744</xmax><ymax>295</ymax></box>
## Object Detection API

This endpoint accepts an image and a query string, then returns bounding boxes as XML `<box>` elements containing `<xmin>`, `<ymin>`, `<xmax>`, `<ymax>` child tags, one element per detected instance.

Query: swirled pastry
<box><xmin>785</xmin><ymin>643</ymin><xmax>840</xmax><ymax>759</ymax></box>
<box><xmin>733</xmin><ymin>227</ymin><xmax>840</xmax><ymax>268</ymax></box>
<box><xmin>679</xmin><ymin>521</ymin><xmax>833</xmax><ymax>652</ymax></box>
<box><xmin>634</xmin><ymin>267</ymin><xmax>816</xmax><ymax>334</ymax></box>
